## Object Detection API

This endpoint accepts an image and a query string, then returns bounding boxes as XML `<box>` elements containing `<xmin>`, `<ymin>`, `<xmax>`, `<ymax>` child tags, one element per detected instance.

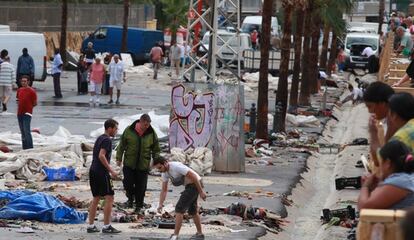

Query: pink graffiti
<box><xmin>170</xmin><ymin>84</ymin><xmax>215</xmax><ymax>150</ymax></box>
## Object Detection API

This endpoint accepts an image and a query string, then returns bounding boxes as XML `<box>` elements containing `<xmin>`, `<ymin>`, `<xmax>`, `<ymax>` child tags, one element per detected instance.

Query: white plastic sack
<box><xmin>286</xmin><ymin>114</ymin><xmax>320</xmax><ymax>127</ymax></box>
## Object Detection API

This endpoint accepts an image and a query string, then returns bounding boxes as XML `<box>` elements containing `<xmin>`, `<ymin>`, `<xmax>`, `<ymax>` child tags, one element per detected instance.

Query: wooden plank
<box><xmin>378</xmin><ymin>33</ymin><xmax>394</xmax><ymax>82</ymax></box>
<box><xmin>393</xmin><ymin>87</ymin><xmax>414</xmax><ymax>95</ymax></box>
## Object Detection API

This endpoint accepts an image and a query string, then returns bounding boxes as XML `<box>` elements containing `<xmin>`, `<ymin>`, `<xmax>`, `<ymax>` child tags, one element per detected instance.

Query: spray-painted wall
<box><xmin>169</xmin><ymin>83</ymin><xmax>245</xmax><ymax>173</ymax></box>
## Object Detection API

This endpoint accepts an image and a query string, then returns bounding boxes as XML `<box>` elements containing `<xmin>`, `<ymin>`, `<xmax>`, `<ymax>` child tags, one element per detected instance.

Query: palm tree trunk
<box><xmin>299</xmin><ymin>7</ymin><xmax>312</xmax><ymax>106</ymax></box>
<box><xmin>255</xmin><ymin>0</ymin><xmax>273</xmax><ymax>140</ymax></box>
<box><xmin>319</xmin><ymin>25</ymin><xmax>330</xmax><ymax>71</ymax></box>
<box><xmin>327</xmin><ymin>31</ymin><xmax>338</xmax><ymax>76</ymax></box>
<box><xmin>378</xmin><ymin>0</ymin><xmax>385</xmax><ymax>34</ymax></box>
<box><xmin>309</xmin><ymin>13</ymin><xmax>321</xmax><ymax>94</ymax></box>
<box><xmin>275</xmin><ymin>2</ymin><xmax>293</xmax><ymax>133</ymax></box>
<box><xmin>121</xmin><ymin>0</ymin><xmax>130</xmax><ymax>53</ymax></box>
<box><xmin>60</xmin><ymin>0</ymin><xmax>68</xmax><ymax>67</ymax></box>
<box><xmin>289</xmin><ymin>8</ymin><xmax>305</xmax><ymax>107</ymax></box>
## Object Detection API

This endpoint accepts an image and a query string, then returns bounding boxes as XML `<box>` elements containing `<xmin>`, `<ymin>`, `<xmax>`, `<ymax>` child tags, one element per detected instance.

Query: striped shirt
<box><xmin>0</xmin><ymin>62</ymin><xmax>15</xmax><ymax>87</ymax></box>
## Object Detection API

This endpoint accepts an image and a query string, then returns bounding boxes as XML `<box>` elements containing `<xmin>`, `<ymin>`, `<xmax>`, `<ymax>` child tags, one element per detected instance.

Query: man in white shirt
<box><xmin>341</xmin><ymin>83</ymin><xmax>363</xmax><ymax>105</ymax></box>
<box><xmin>361</xmin><ymin>46</ymin><xmax>374</xmax><ymax>58</ymax></box>
<box><xmin>153</xmin><ymin>156</ymin><xmax>206</xmax><ymax>240</ymax></box>
<box><xmin>107</xmin><ymin>54</ymin><xmax>125</xmax><ymax>105</ymax></box>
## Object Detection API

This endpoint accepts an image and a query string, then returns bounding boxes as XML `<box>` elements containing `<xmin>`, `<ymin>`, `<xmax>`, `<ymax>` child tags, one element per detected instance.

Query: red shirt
<box><xmin>90</xmin><ymin>63</ymin><xmax>105</xmax><ymax>83</ymax></box>
<box><xmin>16</xmin><ymin>87</ymin><xmax>37</xmax><ymax>115</ymax></box>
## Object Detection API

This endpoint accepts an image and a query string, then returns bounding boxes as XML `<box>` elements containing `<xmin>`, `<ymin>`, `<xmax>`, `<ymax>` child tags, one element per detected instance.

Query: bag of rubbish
<box><xmin>0</xmin><ymin>190</ymin><xmax>87</xmax><ymax>224</ymax></box>
<box><xmin>43</xmin><ymin>167</ymin><xmax>76</xmax><ymax>181</ymax></box>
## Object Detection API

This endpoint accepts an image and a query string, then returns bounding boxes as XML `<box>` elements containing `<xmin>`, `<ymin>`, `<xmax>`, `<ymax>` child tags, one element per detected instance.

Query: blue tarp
<box><xmin>0</xmin><ymin>190</ymin><xmax>87</xmax><ymax>224</ymax></box>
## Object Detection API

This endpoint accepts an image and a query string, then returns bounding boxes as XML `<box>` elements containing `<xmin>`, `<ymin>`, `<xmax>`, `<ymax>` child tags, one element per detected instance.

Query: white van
<box><xmin>344</xmin><ymin>33</ymin><xmax>380</xmax><ymax>70</ymax></box>
<box><xmin>241</xmin><ymin>16</ymin><xmax>279</xmax><ymax>36</ymax></box>
<box><xmin>0</xmin><ymin>25</ymin><xmax>10</xmax><ymax>32</ymax></box>
<box><xmin>0</xmin><ymin>32</ymin><xmax>47</xmax><ymax>81</ymax></box>
<box><xmin>199</xmin><ymin>29</ymin><xmax>252</xmax><ymax>66</ymax></box>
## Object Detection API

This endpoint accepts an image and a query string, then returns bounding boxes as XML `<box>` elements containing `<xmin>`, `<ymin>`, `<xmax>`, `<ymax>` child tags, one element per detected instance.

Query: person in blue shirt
<box><xmin>358</xmin><ymin>140</ymin><xmax>414</xmax><ymax>210</ymax></box>
<box><xmin>17</xmin><ymin>48</ymin><xmax>34</xmax><ymax>87</ymax></box>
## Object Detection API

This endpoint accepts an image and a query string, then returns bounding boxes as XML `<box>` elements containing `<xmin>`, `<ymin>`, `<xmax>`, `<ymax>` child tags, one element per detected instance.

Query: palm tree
<box><xmin>319</xmin><ymin>24</ymin><xmax>330</xmax><ymax>71</ymax></box>
<box><xmin>309</xmin><ymin>11</ymin><xmax>321</xmax><ymax>94</ymax></box>
<box><xmin>298</xmin><ymin>5</ymin><xmax>312</xmax><ymax>106</ymax></box>
<box><xmin>378</xmin><ymin>0</ymin><xmax>385</xmax><ymax>34</ymax></box>
<box><xmin>289</xmin><ymin>3</ymin><xmax>306</xmax><ymax>108</ymax></box>
<box><xmin>327</xmin><ymin>31</ymin><xmax>338</xmax><ymax>76</ymax></box>
<box><xmin>160</xmin><ymin>0</ymin><xmax>189</xmax><ymax>43</ymax></box>
<box><xmin>60</xmin><ymin>0</ymin><xmax>68</xmax><ymax>66</ymax></box>
<box><xmin>121</xmin><ymin>0</ymin><xmax>130</xmax><ymax>53</ymax></box>
<box><xmin>274</xmin><ymin>0</ymin><xmax>294</xmax><ymax>132</ymax></box>
<box><xmin>319</xmin><ymin>0</ymin><xmax>353</xmax><ymax>74</ymax></box>
<box><xmin>256</xmin><ymin>0</ymin><xmax>273</xmax><ymax>140</ymax></box>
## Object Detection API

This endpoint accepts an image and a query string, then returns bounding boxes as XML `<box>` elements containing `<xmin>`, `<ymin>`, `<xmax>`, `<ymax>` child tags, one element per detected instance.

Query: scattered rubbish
<box><xmin>360</xmin><ymin>155</ymin><xmax>370</xmax><ymax>173</ymax></box>
<box><xmin>281</xmin><ymin>195</ymin><xmax>293</xmax><ymax>206</ymax></box>
<box><xmin>156</xmin><ymin>219</ymin><xmax>176</xmax><ymax>229</ymax></box>
<box><xmin>56</xmin><ymin>194</ymin><xmax>89</xmax><ymax>209</ymax></box>
<box><xmin>256</xmin><ymin>148</ymin><xmax>273</xmax><ymax>156</ymax></box>
<box><xmin>335</xmin><ymin>177</ymin><xmax>362</xmax><ymax>190</ymax></box>
<box><xmin>224</xmin><ymin>202</ymin><xmax>266</xmax><ymax>220</ymax></box>
<box><xmin>286</xmin><ymin>114</ymin><xmax>320</xmax><ymax>127</ymax></box>
<box><xmin>350</xmin><ymin>138</ymin><xmax>368</xmax><ymax>146</ymax></box>
<box><xmin>0</xmin><ymin>190</ymin><xmax>87</xmax><ymax>223</ymax></box>
<box><xmin>16</xmin><ymin>226</ymin><xmax>35</xmax><ymax>233</ymax></box>
<box><xmin>202</xmin><ymin>215</ymin><xmax>243</xmax><ymax>227</ymax></box>
<box><xmin>0</xmin><ymin>146</ymin><xmax>11</xmax><ymax>153</ymax></box>
<box><xmin>245</xmin><ymin>147</ymin><xmax>257</xmax><ymax>158</ymax></box>
<box><xmin>229</xmin><ymin>228</ymin><xmax>247</xmax><ymax>233</ymax></box>
<box><xmin>321</xmin><ymin>205</ymin><xmax>356</xmax><ymax>223</ymax></box>
<box><xmin>43</xmin><ymin>167</ymin><xmax>76</xmax><ymax>181</ymax></box>
<box><xmin>253</xmin><ymin>139</ymin><xmax>270</xmax><ymax>149</ymax></box>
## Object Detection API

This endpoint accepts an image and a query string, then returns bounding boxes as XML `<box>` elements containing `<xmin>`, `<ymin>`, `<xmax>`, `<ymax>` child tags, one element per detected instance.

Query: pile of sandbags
<box><xmin>170</xmin><ymin>147</ymin><xmax>213</xmax><ymax>176</ymax></box>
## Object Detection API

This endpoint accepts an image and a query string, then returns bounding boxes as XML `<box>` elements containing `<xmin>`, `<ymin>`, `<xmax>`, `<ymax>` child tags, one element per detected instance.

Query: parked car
<box><xmin>0</xmin><ymin>31</ymin><xmax>47</xmax><ymax>81</ymax></box>
<box><xmin>344</xmin><ymin>32</ymin><xmax>380</xmax><ymax>70</ymax></box>
<box><xmin>82</xmin><ymin>25</ymin><xmax>163</xmax><ymax>64</ymax></box>
<box><xmin>199</xmin><ymin>29</ymin><xmax>252</xmax><ymax>67</ymax></box>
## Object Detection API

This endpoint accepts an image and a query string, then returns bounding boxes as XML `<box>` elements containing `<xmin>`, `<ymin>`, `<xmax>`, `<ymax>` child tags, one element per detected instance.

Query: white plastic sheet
<box><xmin>285</xmin><ymin>114</ymin><xmax>320</xmax><ymax>127</ymax></box>
<box><xmin>90</xmin><ymin>111</ymin><xmax>169</xmax><ymax>139</ymax></box>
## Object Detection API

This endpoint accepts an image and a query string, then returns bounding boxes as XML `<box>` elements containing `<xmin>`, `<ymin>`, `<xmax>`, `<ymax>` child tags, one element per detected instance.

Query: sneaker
<box><xmin>115</xmin><ymin>100</ymin><xmax>120</xmax><ymax>105</ymax></box>
<box><xmin>169</xmin><ymin>235</ymin><xmax>178</xmax><ymax>240</ymax></box>
<box><xmin>86</xmin><ymin>225</ymin><xmax>100</xmax><ymax>233</ymax></box>
<box><xmin>2</xmin><ymin>103</ymin><xmax>6</xmax><ymax>112</ymax></box>
<box><xmin>102</xmin><ymin>225</ymin><xmax>121</xmax><ymax>234</ymax></box>
<box><xmin>190</xmin><ymin>233</ymin><xmax>205</xmax><ymax>240</ymax></box>
<box><xmin>108</xmin><ymin>99</ymin><xmax>113</xmax><ymax>104</ymax></box>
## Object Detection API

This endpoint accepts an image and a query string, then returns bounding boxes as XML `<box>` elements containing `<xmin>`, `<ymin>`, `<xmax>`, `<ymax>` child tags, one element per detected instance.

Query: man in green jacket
<box><xmin>116</xmin><ymin>114</ymin><xmax>161</xmax><ymax>212</ymax></box>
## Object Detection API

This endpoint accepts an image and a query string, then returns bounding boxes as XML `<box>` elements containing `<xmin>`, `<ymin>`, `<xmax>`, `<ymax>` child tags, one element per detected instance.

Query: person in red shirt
<box><xmin>150</xmin><ymin>42</ymin><xmax>164</xmax><ymax>80</ymax></box>
<box><xmin>16</xmin><ymin>75</ymin><xmax>37</xmax><ymax>149</ymax></box>
<box><xmin>251</xmin><ymin>29</ymin><xmax>258</xmax><ymax>50</ymax></box>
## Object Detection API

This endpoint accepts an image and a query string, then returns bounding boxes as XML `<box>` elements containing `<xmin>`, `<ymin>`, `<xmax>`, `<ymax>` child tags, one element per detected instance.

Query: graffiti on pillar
<box><xmin>169</xmin><ymin>84</ymin><xmax>215</xmax><ymax>150</ymax></box>
<box><xmin>214</xmin><ymin>85</ymin><xmax>243</xmax><ymax>155</ymax></box>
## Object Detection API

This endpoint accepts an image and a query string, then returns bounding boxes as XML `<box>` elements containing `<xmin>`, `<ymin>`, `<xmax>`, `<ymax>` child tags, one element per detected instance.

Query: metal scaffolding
<box><xmin>183</xmin><ymin>0</ymin><xmax>241</xmax><ymax>83</ymax></box>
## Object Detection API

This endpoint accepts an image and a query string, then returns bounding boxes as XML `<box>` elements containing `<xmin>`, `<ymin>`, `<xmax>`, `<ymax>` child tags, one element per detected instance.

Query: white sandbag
<box><xmin>286</xmin><ymin>114</ymin><xmax>320</xmax><ymax>127</ymax></box>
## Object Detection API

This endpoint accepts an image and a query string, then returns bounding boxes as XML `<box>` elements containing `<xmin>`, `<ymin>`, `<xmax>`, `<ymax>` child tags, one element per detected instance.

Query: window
<box><xmin>94</xmin><ymin>28</ymin><xmax>107</xmax><ymax>39</ymax></box>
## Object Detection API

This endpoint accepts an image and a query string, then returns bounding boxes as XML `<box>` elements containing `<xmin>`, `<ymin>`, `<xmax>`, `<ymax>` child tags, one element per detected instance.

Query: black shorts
<box><xmin>175</xmin><ymin>184</ymin><xmax>199</xmax><ymax>215</ymax></box>
<box><xmin>89</xmin><ymin>170</ymin><xmax>114</xmax><ymax>197</ymax></box>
